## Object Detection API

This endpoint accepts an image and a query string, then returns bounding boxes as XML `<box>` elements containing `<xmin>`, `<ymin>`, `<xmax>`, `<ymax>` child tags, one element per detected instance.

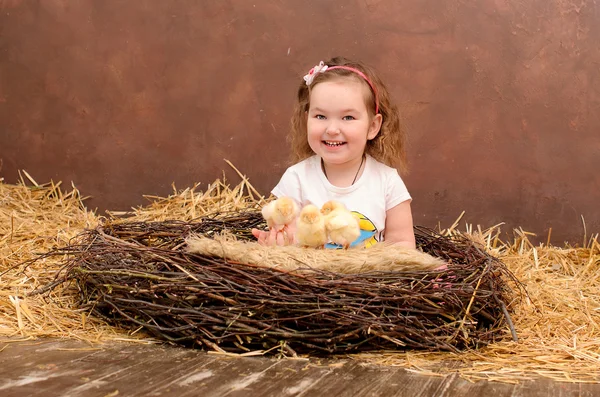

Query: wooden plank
<box><xmin>276</xmin><ymin>360</ymin><xmax>447</xmax><ymax>397</ymax></box>
<box><xmin>241</xmin><ymin>359</ymin><xmax>339</xmax><ymax>397</ymax></box>
<box><xmin>1</xmin><ymin>340</ymin><xmax>174</xmax><ymax>397</ymax></box>
<box><xmin>57</xmin><ymin>345</ymin><xmax>202</xmax><ymax>397</ymax></box>
<box><xmin>514</xmin><ymin>380</ymin><xmax>600</xmax><ymax>397</ymax></box>
<box><xmin>0</xmin><ymin>339</ymin><xmax>104</xmax><ymax>373</ymax></box>
<box><xmin>429</xmin><ymin>370</ymin><xmax>600</xmax><ymax>397</ymax></box>
<box><xmin>141</xmin><ymin>355</ymin><xmax>284</xmax><ymax>397</ymax></box>
<box><xmin>2</xmin><ymin>338</ymin><xmax>600</xmax><ymax>397</ymax></box>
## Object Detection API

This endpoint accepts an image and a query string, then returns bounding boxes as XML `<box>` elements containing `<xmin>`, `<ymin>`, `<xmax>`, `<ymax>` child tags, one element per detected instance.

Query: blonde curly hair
<box><xmin>289</xmin><ymin>56</ymin><xmax>408</xmax><ymax>173</ymax></box>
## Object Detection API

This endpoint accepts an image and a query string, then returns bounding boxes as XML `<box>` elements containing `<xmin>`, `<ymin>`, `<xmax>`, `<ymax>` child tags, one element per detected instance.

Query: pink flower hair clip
<box><xmin>303</xmin><ymin>61</ymin><xmax>328</xmax><ymax>86</ymax></box>
<box><xmin>302</xmin><ymin>59</ymin><xmax>380</xmax><ymax>113</ymax></box>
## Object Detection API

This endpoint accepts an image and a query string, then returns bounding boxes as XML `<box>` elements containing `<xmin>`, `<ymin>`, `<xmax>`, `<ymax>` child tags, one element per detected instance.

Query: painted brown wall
<box><xmin>1</xmin><ymin>0</ymin><xmax>598</xmax><ymax>244</ymax></box>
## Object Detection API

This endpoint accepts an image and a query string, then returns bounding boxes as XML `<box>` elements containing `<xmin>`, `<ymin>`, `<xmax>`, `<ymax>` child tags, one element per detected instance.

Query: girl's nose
<box><xmin>325</xmin><ymin>122</ymin><xmax>340</xmax><ymax>135</ymax></box>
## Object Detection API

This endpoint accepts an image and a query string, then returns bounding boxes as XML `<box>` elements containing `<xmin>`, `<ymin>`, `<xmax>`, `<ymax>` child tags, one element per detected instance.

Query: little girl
<box><xmin>252</xmin><ymin>56</ymin><xmax>416</xmax><ymax>249</ymax></box>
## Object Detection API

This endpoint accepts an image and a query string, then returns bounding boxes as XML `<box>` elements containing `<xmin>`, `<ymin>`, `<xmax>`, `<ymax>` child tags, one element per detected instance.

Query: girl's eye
<box><xmin>342</xmin><ymin>115</ymin><xmax>355</xmax><ymax>121</ymax></box>
<box><xmin>316</xmin><ymin>114</ymin><xmax>326</xmax><ymax>120</ymax></box>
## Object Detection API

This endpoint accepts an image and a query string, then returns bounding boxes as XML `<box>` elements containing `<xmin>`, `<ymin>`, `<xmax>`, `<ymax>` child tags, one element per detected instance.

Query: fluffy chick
<box><xmin>321</xmin><ymin>200</ymin><xmax>360</xmax><ymax>249</ymax></box>
<box><xmin>296</xmin><ymin>204</ymin><xmax>328</xmax><ymax>248</ymax></box>
<box><xmin>261</xmin><ymin>196</ymin><xmax>299</xmax><ymax>231</ymax></box>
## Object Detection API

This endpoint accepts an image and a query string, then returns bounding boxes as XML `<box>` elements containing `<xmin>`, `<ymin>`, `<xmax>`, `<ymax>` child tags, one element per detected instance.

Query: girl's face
<box><xmin>306</xmin><ymin>79</ymin><xmax>382</xmax><ymax>168</ymax></box>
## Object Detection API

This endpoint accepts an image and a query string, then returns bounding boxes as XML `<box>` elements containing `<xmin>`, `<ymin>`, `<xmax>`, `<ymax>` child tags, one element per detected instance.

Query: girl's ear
<box><xmin>367</xmin><ymin>113</ymin><xmax>383</xmax><ymax>140</ymax></box>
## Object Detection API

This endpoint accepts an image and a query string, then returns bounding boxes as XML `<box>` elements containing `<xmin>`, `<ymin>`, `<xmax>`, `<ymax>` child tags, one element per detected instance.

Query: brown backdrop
<box><xmin>1</xmin><ymin>0</ymin><xmax>599</xmax><ymax>244</ymax></box>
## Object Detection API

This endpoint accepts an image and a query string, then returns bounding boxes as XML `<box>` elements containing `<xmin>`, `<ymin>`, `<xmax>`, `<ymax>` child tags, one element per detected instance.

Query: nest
<box><xmin>35</xmin><ymin>210</ymin><xmax>519</xmax><ymax>356</ymax></box>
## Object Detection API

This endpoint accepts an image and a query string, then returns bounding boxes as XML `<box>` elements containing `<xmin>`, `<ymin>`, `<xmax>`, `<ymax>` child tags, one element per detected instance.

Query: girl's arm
<box><xmin>384</xmin><ymin>200</ymin><xmax>416</xmax><ymax>249</ymax></box>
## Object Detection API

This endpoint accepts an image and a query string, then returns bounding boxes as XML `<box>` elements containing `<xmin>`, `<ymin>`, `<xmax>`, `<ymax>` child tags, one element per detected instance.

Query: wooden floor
<box><xmin>0</xmin><ymin>338</ymin><xmax>598</xmax><ymax>397</ymax></box>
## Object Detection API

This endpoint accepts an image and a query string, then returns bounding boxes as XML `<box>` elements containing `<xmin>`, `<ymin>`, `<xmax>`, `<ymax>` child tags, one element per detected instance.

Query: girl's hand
<box><xmin>252</xmin><ymin>222</ymin><xmax>296</xmax><ymax>246</ymax></box>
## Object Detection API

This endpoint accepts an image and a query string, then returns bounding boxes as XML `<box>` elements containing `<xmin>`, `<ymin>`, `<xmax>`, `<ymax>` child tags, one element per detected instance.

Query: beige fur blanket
<box><xmin>185</xmin><ymin>235</ymin><xmax>446</xmax><ymax>274</ymax></box>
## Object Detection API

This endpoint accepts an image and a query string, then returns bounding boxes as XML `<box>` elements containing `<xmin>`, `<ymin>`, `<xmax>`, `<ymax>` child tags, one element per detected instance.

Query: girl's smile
<box><xmin>323</xmin><ymin>140</ymin><xmax>346</xmax><ymax>149</ymax></box>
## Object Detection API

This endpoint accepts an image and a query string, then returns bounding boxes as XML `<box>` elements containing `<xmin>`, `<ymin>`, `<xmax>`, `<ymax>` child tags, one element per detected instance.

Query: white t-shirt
<box><xmin>272</xmin><ymin>155</ymin><xmax>411</xmax><ymax>246</ymax></box>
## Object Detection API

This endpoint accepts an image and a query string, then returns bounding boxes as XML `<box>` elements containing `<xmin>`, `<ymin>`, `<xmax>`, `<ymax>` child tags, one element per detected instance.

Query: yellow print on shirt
<box><xmin>351</xmin><ymin>211</ymin><xmax>378</xmax><ymax>248</ymax></box>
<box><xmin>325</xmin><ymin>211</ymin><xmax>378</xmax><ymax>249</ymax></box>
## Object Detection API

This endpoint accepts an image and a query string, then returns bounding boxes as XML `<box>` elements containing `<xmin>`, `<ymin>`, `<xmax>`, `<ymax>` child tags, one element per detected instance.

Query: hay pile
<box><xmin>1</xmin><ymin>170</ymin><xmax>599</xmax><ymax>383</ymax></box>
<box><xmin>0</xmin><ymin>172</ymin><xmax>112</xmax><ymax>341</ymax></box>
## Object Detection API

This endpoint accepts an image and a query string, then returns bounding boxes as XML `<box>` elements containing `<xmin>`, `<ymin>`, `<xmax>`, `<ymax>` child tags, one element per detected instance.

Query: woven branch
<box><xmin>34</xmin><ymin>211</ymin><xmax>520</xmax><ymax>355</ymax></box>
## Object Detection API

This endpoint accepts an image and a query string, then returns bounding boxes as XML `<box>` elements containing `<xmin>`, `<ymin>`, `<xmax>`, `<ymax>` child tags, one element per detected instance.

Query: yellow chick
<box><xmin>296</xmin><ymin>204</ymin><xmax>328</xmax><ymax>248</ymax></box>
<box><xmin>261</xmin><ymin>196</ymin><xmax>299</xmax><ymax>231</ymax></box>
<box><xmin>321</xmin><ymin>200</ymin><xmax>360</xmax><ymax>249</ymax></box>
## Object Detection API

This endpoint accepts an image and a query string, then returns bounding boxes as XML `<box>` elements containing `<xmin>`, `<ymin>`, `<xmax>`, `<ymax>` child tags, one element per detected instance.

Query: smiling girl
<box><xmin>252</xmin><ymin>57</ymin><xmax>415</xmax><ymax>249</ymax></box>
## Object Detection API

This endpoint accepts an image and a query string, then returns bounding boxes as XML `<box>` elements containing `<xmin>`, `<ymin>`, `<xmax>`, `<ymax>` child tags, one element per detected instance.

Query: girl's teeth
<box><xmin>325</xmin><ymin>141</ymin><xmax>344</xmax><ymax>146</ymax></box>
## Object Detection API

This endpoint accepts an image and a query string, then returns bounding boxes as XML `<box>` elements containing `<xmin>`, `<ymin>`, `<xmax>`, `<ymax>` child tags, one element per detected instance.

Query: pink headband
<box><xmin>303</xmin><ymin>61</ymin><xmax>379</xmax><ymax>114</ymax></box>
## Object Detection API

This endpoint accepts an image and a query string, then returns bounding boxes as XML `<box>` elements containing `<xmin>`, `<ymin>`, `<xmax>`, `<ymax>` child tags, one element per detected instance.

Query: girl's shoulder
<box><xmin>366</xmin><ymin>155</ymin><xmax>402</xmax><ymax>178</ymax></box>
<box><xmin>284</xmin><ymin>155</ymin><xmax>320</xmax><ymax>175</ymax></box>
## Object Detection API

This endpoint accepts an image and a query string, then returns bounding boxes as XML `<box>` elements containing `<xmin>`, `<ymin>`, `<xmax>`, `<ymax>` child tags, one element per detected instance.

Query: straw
<box><xmin>1</xmin><ymin>169</ymin><xmax>599</xmax><ymax>383</ymax></box>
